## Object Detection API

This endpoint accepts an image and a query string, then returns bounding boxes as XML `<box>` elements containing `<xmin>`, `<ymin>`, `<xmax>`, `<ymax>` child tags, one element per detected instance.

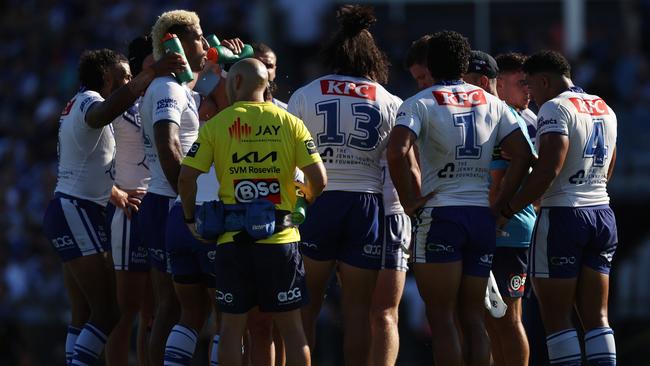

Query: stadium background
<box><xmin>1</xmin><ymin>0</ymin><xmax>650</xmax><ymax>364</ymax></box>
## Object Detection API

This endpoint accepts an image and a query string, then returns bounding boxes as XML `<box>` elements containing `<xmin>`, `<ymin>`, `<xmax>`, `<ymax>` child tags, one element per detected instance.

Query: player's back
<box><xmin>288</xmin><ymin>74</ymin><xmax>401</xmax><ymax>193</ymax></box>
<box><xmin>536</xmin><ymin>88</ymin><xmax>617</xmax><ymax>207</ymax></box>
<box><xmin>396</xmin><ymin>80</ymin><xmax>519</xmax><ymax>207</ymax></box>
<box><xmin>55</xmin><ymin>89</ymin><xmax>115</xmax><ymax>205</ymax></box>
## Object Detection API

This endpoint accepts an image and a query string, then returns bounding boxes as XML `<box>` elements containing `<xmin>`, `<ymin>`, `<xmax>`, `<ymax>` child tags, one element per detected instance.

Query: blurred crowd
<box><xmin>2</xmin><ymin>0</ymin><xmax>650</xmax><ymax>364</ymax></box>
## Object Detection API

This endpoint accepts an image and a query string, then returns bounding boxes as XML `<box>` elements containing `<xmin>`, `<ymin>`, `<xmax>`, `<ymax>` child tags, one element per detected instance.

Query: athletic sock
<box><xmin>547</xmin><ymin>328</ymin><xmax>582</xmax><ymax>366</ymax></box>
<box><xmin>70</xmin><ymin>323</ymin><xmax>108</xmax><ymax>366</ymax></box>
<box><xmin>585</xmin><ymin>327</ymin><xmax>616</xmax><ymax>365</ymax></box>
<box><xmin>163</xmin><ymin>324</ymin><xmax>198</xmax><ymax>366</ymax></box>
<box><xmin>210</xmin><ymin>334</ymin><xmax>220</xmax><ymax>365</ymax></box>
<box><xmin>65</xmin><ymin>326</ymin><xmax>81</xmax><ymax>366</ymax></box>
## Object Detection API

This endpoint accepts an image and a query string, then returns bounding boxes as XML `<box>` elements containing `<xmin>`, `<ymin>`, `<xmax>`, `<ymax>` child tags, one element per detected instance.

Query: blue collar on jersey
<box><xmin>567</xmin><ymin>86</ymin><xmax>585</xmax><ymax>93</ymax></box>
<box><xmin>434</xmin><ymin>79</ymin><xmax>464</xmax><ymax>86</ymax></box>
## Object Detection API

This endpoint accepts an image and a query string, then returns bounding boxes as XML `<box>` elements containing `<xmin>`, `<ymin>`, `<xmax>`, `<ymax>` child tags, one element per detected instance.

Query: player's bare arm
<box><xmin>492</xmin><ymin>129</ymin><xmax>533</xmax><ymax>215</ymax></box>
<box><xmin>154</xmin><ymin>121</ymin><xmax>184</xmax><ymax>194</ymax></box>
<box><xmin>85</xmin><ymin>52</ymin><xmax>185</xmax><ymax>128</ymax></box>
<box><xmin>607</xmin><ymin>145</ymin><xmax>617</xmax><ymax>181</ymax></box>
<box><xmin>296</xmin><ymin>161</ymin><xmax>327</xmax><ymax>204</ymax></box>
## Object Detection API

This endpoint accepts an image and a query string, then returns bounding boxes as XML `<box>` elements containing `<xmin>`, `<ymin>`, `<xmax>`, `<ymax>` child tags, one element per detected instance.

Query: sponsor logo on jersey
<box><xmin>432</xmin><ymin>89</ymin><xmax>487</xmax><ymax>107</ymax></box>
<box><xmin>569</xmin><ymin>97</ymin><xmax>609</xmax><ymax>116</ymax></box>
<box><xmin>232</xmin><ymin>151</ymin><xmax>277</xmax><ymax>164</ymax></box>
<box><xmin>569</xmin><ymin>170</ymin><xmax>586</xmax><ymax>185</ymax></box>
<box><xmin>156</xmin><ymin>97</ymin><xmax>180</xmax><ymax>112</ymax></box>
<box><xmin>229</xmin><ymin>117</ymin><xmax>252</xmax><ymax>141</ymax></box>
<box><xmin>277</xmin><ymin>287</ymin><xmax>302</xmax><ymax>303</ymax></box>
<box><xmin>254</xmin><ymin>125</ymin><xmax>280</xmax><ymax>136</ymax></box>
<box><xmin>186</xmin><ymin>142</ymin><xmax>200</xmax><ymax>157</ymax></box>
<box><xmin>537</xmin><ymin>117</ymin><xmax>558</xmax><ymax>129</ymax></box>
<box><xmin>234</xmin><ymin>178</ymin><xmax>281</xmax><ymax>203</ymax></box>
<box><xmin>304</xmin><ymin>139</ymin><xmax>317</xmax><ymax>155</ymax></box>
<box><xmin>319</xmin><ymin>80</ymin><xmax>377</xmax><ymax>100</ymax></box>
<box><xmin>437</xmin><ymin>163</ymin><xmax>455</xmax><ymax>178</ymax></box>
<box><xmin>61</xmin><ymin>98</ymin><xmax>76</xmax><ymax>116</ymax></box>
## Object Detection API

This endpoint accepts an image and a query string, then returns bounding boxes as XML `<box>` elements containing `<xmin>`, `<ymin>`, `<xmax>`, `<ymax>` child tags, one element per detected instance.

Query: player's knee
<box><xmin>370</xmin><ymin>307</ymin><xmax>398</xmax><ymax>331</ymax></box>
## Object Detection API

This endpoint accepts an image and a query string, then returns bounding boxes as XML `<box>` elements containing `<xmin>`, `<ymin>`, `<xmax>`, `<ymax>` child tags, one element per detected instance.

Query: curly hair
<box><xmin>151</xmin><ymin>10</ymin><xmax>200</xmax><ymax>61</ymax></box>
<box><xmin>522</xmin><ymin>50</ymin><xmax>571</xmax><ymax>78</ymax></box>
<box><xmin>495</xmin><ymin>52</ymin><xmax>527</xmax><ymax>74</ymax></box>
<box><xmin>405</xmin><ymin>34</ymin><xmax>432</xmax><ymax>69</ymax></box>
<box><xmin>426</xmin><ymin>30</ymin><xmax>470</xmax><ymax>81</ymax></box>
<box><xmin>321</xmin><ymin>5</ymin><xmax>390</xmax><ymax>84</ymax></box>
<box><xmin>78</xmin><ymin>49</ymin><xmax>128</xmax><ymax>91</ymax></box>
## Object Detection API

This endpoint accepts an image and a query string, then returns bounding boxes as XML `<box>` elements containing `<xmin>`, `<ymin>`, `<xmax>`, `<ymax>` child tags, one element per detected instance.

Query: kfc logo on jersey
<box><xmin>234</xmin><ymin>178</ymin><xmax>281</xmax><ymax>203</ymax></box>
<box><xmin>433</xmin><ymin>90</ymin><xmax>487</xmax><ymax>107</ymax></box>
<box><xmin>569</xmin><ymin>98</ymin><xmax>610</xmax><ymax>116</ymax></box>
<box><xmin>320</xmin><ymin>80</ymin><xmax>377</xmax><ymax>100</ymax></box>
<box><xmin>229</xmin><ymin>118</ymin><xmax>252</xmax><ymax>141</ymax></box>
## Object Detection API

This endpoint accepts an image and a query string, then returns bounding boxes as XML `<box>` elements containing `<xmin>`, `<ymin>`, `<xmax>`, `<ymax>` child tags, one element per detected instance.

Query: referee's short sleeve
<box><xmin>293</xmin><ymin>117</ymin><xmax>322</xmax><ymax>169</ymax></box>
<box><xmin>182</xmin><ymin>123</ymin><xmax>213</xmax><ymax>172</ymax></box>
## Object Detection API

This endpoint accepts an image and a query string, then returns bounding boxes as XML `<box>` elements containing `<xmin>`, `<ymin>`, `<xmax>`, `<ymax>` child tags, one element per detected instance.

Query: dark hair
<box><xmin>128</xmin><ymin>35</ymin><xmax>153</xmax><ymax>76</ymax></box>
<box><xmin>252</xmin><ymin>42</ymin><xmax>274</xmax><ymax>55</ymax></box>
<box><xmin>426</xmin><ymin>30</ymin><xmax>470</xmax><ymax>80</ymax></box>
<box><xmin>78</xmin><ymin>49</ymin><xmax>128</xmax><ymax>91</ymax></box>
<box><xmin>522</xmin><ymin>50</ymin><xmax>571</xmax><ymax>78</ymax></box>
<box><xmin>405</xmin><ymin>34</ymin><xmax>432</xmax><ymax>69</ymax></box>
<box><xmin>495</xmin><ymin>52</ymin><xmax>527</xmax><ymax>74</ymax></box>
<box><xmin>321</xmin><ymin>5</ymin><xmax>389</xmax><ymax>84</ymax></box>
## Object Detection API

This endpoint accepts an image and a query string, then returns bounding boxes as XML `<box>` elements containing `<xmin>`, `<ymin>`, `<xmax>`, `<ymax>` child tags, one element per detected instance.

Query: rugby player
<box><xmin>465</xmin><ymin>50</ymin><xmax>536</xmax><ymax>366</ymax></box>
<box><xmin>387</xmin><ymin>31</ymin><xmax>533</xmax><ymax>366</ymax></box>
<box><xmin>42</xmin><ymin>48</ymin><xmax>183</xmax><ymax>366</ymax></box>
<box><xmin>287</xmin><ymin>5</ymin><xmax>401</xmax><ymax>364</ymax></box>
<box><xmin>500</xmin><ymin>50</ymin><xmax>618</xmax><ymax>366</ymax></box>
<box><xmin>253</xmin><ymin>42</ymin><xmax>288</xmax><ymax>110</ymax></box>
<box><xmin>405</xmin><ymin>34</ymin><xmax>434</xmax><ymax>90</ymax></box>
<box><xmin>179</xmin><ymin>58</ymin><xmax>326</xmax><ymax>366</ymax></box>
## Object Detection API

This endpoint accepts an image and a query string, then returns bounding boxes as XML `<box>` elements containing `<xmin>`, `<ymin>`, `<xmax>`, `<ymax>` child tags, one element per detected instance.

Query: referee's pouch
<box><xmin>196</xmin><ymin>199</ymin><xmax>278</xmax><ymax>241</ymax></box>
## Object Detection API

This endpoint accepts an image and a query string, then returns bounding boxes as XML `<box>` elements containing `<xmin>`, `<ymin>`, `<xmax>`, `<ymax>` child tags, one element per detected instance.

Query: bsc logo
<box><xmin>234</xmin><ymin>179</ymin><xmax>281</xmax><ymax>203</ymax></box>
<box><xmin>277</xmin><ymin>288</ymin><xmax>302</xmax><ymax>303</ymax></box>
<box><xmin>51</xmin><ymin>236</ymin><xmax>74</xmax><ymax>249</ymax></box>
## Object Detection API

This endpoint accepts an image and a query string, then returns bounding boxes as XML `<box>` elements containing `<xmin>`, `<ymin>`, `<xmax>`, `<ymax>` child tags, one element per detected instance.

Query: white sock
<box><xmin>585</xmin><ymin>327</ymin><xmax>616</xmax><ymax>365</ymax></box>
<box><xmin>210</xmin><ymin>334</ymin><xmax>220</xmax><ymax>365</ymax></box>
<box><xmin>70</xmin><ymin>323</ymin><xmax>107</xmax><ymax>366</ymax></box>
<box><xmin>163</xmin><ymin>324</ymin><xmax>198</xmax><ymax>366</ymax></box>
<box><xmin>65</xmin><ymin>326</ymin><xmax>81</xmax><ymax>366</ymax></box>
<box><xmin>547</xmin><ymin>328</ymin><xmax>582</xmax><ymax>365</ymax></box>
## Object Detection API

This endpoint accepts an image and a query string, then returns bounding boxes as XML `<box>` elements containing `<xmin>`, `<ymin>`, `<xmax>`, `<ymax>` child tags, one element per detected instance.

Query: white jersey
<box><xmin>113</xmin><ymin>100</ymin><xmax>150</xmax><ymax>191</ymax></box>
<box><xmin>55</xmin><ymin>90</ymin><xmax>115</xmax><ymax>206</ymax></box>
<box><xmin>396</xmin><ymin>80</ymin><xmax>520</xmax><ymax>207</ymax></box>
<box><xmin>535</xmin><ymin>87</ymin><xmax>617</xmax><ymax>207</ymax></box>
<box><xmin>288</xmin><ymin>74</ymin><xmax>401</xmax><ymax>193</ymax></box>
<box><xmin>140</xmin><ymin>77</ymin><xmax>200</xmax><ymax>197</ymax></box>
<box><xmin>380</xmin><ymin>158</ymin><xmax>404</xmax><ymax>215</ymax></box>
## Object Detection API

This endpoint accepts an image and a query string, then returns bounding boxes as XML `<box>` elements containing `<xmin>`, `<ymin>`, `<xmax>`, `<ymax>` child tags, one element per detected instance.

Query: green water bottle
<box><xmin>161</xmin><ymin>33</ymin><xmax>194</xmax><ymax>84</ymax></box>
<box><xmin>291</xmin><ymin>189</ymin><xmax>308</xmax><ymax>225</ymax></box>
<box><xmin>206</xmin><ymin>34</ymin><xmax>254</xmax><ymax>64</ymax></box>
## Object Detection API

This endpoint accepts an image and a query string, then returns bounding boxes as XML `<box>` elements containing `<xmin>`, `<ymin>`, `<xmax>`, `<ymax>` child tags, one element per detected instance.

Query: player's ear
<box><xmin>480</xmin><ymin>75</ymin><xmax>489</xmax><ymax>90</ymax></box>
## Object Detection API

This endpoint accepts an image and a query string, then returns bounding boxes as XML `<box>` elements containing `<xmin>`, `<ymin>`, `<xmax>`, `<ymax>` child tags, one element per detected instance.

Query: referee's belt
<box><xmin>196</xmin><ymin>199</ymin><xmax>294</xmax><ymax>241</ymax></box>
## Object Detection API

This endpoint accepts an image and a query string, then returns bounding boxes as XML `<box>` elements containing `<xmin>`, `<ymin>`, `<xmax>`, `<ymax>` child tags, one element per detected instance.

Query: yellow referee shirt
<box><xmin>182</xmin><ymin>101</ymin><xmax>322</xmax><ymax>244</ymax></box>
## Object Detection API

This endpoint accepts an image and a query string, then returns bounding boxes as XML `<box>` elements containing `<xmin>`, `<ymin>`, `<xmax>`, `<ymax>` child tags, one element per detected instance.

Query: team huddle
<box><xmin>42</xmin><ymin>4</ymin><xmax>618</xmax><ymax>366</ymax></box>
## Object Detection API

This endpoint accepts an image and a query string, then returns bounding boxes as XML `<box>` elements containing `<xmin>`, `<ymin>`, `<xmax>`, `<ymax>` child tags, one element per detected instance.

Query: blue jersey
<box><xmin>491</xmin><ymin>106</ymin><xmax>537</xmax><ymax>248</ymax></box>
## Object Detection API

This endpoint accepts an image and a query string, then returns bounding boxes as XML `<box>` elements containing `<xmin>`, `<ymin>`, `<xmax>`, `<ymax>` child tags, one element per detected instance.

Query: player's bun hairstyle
<box><xmin>522</xmin><ymin>50</ymin><xmax>571</xmax><ymax>78</ymax></box>
<box><xmin>405</xmin><ymin>34</ymin><xmax>433</xmax><ymax>69</ymax></box>
<box><xmin>128</xmin><ymin>35</ymin><xmax>153</xmax><ymax>76</ymax></box>
<box><xmin>78</xmin><ymin>49</ymin><xmax>128</xmax><ymax>91</ymax></box>
<box><xmin>322</xmin><ymin>5</ymin><xmax>390</xmax><ymax>84</ymax></box>
<box><xmin>426</xmin><ymin>30</ymin><xmax>470</xmax><ymax>81</ymax></box>
<box><xmin>151</xmin><ymin>10</ymin><xmax>200</xmax><ymax>61</ymax></box>
<box><xmin>495</xmin><ymin>52</ymin><xmax>527</xmax><ymax>74</ymax></box>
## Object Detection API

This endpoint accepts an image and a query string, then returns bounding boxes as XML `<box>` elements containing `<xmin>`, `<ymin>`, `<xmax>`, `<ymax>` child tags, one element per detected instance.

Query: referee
<box><xmin>178</xmin><ymin>58</ymin><xmax>326</xmax><ymax>366</ymax></box>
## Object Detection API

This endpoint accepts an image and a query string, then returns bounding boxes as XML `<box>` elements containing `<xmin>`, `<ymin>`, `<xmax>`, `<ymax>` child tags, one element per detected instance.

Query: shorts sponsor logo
<box><xmin>363</xmin><ymin>244</ymin><xmax>381</xmax><ymax>256</ymax></box>
<box><xmin>51</xmin><ymin>235</ymin><xmax>74</xmax><ymax>249</ymax></box>
<box><xmin>432</xmin><ymin>90</ymin><xmax>487</xmax><ymax>107</ymax></box>
<box><xmin>509</xmin><ymin>274</ymin><xmax>526</xmax><ymax>292</ymax></box>
<box><xmin>207</xmin><ymin>250</ymin><xmax>216</xmax><ymax>261</ymax></box>
<box><xmin>426</xmin><ymin>243</ymin><xmax>455</xmax><ymax>253</ymax></box>
<box><xmin>229</xmin><ymin>118</ymin><xmax>252</xmax><ymax>141</ymax></box>
<box><xmin>216</xmin><ymin>290</ymin><xmax>234</xmax><ymax>304</ymax></box>
<box><xmin>61</xmin><ymin>98</ymin><xmax>76</xmax><ymax>116</ymax></box>
<box><xmin>277</xmin><ymin>287</ymin><xmax>302</xmax><ymax>303</ymax></box>
<box><xmin>479</xmin><ymin>254</ymin><xmax>494</xmax><ymax>266</ymax></box>
<box><xmin>186</xmin><ymin>142</ymin><xmax>200</xmax><ymax>158</ymax></box>
<box><xmin>304</xmin><ymin>139</ymin><xmax>318</xmax><ymax>155</ymax></box>
<box><xmin>254</xmin><ymin>125</ymin><xmax>280</xmax><ymax>136</ymax></box>
<box><xmin>156</xmin><ymin>97</ymin><xmax>179</xmax><ymax>112</ymax></box>
<box><xmin>319</xmin><ymin>80</ymin><xmax>377</xmax><ymax>100</ymax></box>
<box><xmin>600</xmin><ymin>250</ymin><xmax>614</xmax><ymax>263</ymax></box>
<box><xmin>550</xmin><ymin>256</ymin><xmax>576</xmax><ymax>266</ymax></box>
<box><xmin>569</xmin><ymin>97</ymin><xmax>610</xmax><ymax>116</ymax></box>
<box><xmin>148</xmin><ymin>248</ymin><xmax>165</xmax><ymax>262</ymax></box>
<box><xmin>234</xmin><ymin>179</ymin><xmax>281</xmax><ymax>203</ymax></box>
<box><xmin>301</xmin><ymin>242</ymin><xmax>318</xmax><ymax>250</ymax></box>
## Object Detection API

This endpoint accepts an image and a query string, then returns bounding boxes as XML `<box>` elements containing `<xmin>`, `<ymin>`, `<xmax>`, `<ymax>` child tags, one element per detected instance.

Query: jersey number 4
<box><xmin>316</xmin><ymin>100</ymin><xmax>381</xmax><ymax>151</ymax></box>
<box><xmin>583</xmin><ymin>119</ymin><xmax>608</xmax><ymax>167</ymax></box>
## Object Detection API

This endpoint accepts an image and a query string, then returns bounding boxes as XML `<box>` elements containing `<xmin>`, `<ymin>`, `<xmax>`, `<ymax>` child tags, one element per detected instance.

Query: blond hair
<box><xmin>151</xmin><ymin>10</ymin><xmax>200</xmax><ymax>60</ymax></box>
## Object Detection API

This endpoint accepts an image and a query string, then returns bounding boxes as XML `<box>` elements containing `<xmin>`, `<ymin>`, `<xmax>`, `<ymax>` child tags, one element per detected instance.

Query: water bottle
<box><xmin>161</xmin><ymin>33</ymin><xmax>194</xmax><ymax>84</ymax></box>
<box><xmin>291</xmin><ymin>189</ymin><xmax>308</xmax><ymax>225</ymax></box>
<box><xmin>206</xmin><ymin>34</ymin><xmax>254</xmax><ymax>64</ymax></box>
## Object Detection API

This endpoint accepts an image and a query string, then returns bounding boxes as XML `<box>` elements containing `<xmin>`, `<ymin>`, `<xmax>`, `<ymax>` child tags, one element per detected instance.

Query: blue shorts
<box><xmin>166</xmin><ymin>203</ymin><xmax>217</xmax><ymax>287</ymax></box>
<box><xmin>530</xmin><ymin>205</ymin><xmax>618</xmax><ymax>279</ymax></box>
<box><xmin>42</xmin><ymin>192</ymin><xmax>110</xmax><ymax>262</ymax></box>
<box><xmin>412</xmin><ymin>206</ymin><xmax>496</xmax><ymax>277</ymax></box>
<box><xmin>215</xmin><ymin>242</ymin><xmax>307</xmax><ymax>314</ymax></box>
<box><xmin>492</xmin><ymin>247</ymin><xmax>528</xmax><ymax>298</ymax></box>
<box><xmin>382</xmin><ymin>213</ymin><xmax>412</xmax><ymax>272</ymax></box>
<box><xmin>139</xmin><ymin>192</ymin><xmax>175</xmax><ymax>273</ymax></box>
<box><xmin>107</xmin><ymin>204</ymin><xmax>149</xmax><ymax>272</ymax></box>
<box><xmin>299</xmin><ymin>191</ymin><xmax>383</xmax><ymax>270</ymax></box>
